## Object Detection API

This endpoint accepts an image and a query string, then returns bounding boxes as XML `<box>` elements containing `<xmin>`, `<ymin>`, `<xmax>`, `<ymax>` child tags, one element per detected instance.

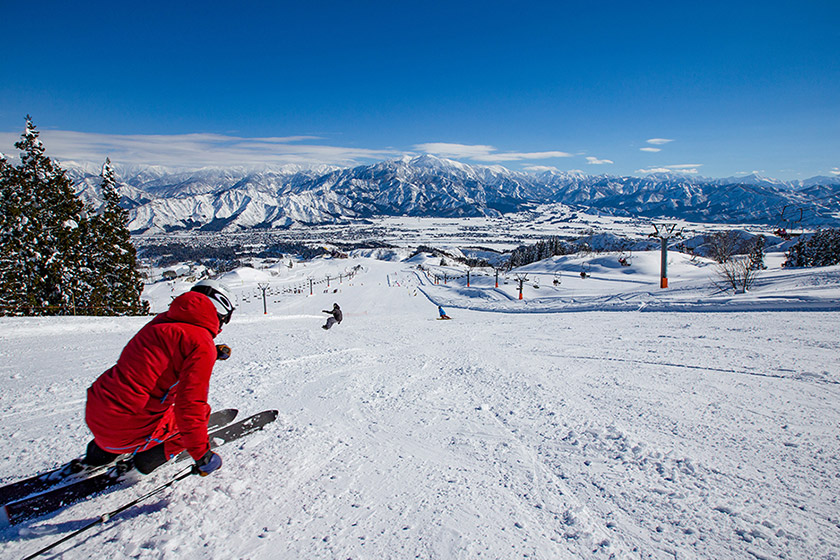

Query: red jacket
<box><xmin>86</xmin><ymin>291</ymin><xmax>221</xmax><ymax>461</ymax></box>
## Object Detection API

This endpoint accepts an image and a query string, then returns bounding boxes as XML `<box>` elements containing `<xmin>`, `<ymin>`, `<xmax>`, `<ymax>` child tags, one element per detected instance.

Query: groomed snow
<box><xmin>1</xmin><ymin>252</ymin><xmax>839</xmax><ymax>559</ymax></box>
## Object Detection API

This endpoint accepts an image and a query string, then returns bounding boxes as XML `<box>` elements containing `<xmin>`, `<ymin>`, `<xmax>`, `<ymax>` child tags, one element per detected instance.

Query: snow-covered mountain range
<box><xmin>65</xmin><ymin>155</ymin><xmax>840</xmax><ymax>234</ymax></box>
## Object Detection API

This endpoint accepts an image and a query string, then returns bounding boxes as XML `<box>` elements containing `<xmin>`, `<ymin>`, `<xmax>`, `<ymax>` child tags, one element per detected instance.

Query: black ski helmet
<box><xmin>191</xmin><ymin>279</ymin><xmax>235</xmax><ymax>325</ymax></box>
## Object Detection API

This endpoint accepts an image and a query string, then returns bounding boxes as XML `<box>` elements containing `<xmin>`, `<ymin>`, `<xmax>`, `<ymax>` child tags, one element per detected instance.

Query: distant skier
<box><xmin>322</xmin><ymin>303</ymin><xmax>343</xmax><ymax>330</ymax></box>
<box><xmin>78</xmin><ymin>280</ymin><xmax>235</xmax><ymax>477</ymax></box>
<box><xmin>438</xmin><ymin>306</ymin><xmax>451</xmax><ymax>320</ymax></box>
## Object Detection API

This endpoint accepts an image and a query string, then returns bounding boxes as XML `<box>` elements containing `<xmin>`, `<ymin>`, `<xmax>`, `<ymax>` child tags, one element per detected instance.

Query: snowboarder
<box><xmin>80</xmin><ymin>279</ymin><xmax>235</xmax><ymax>477</ymax></box>
<box><xmin>322</xmin><ymin>303</ymin><xmax>343</xmax><ymax>330</ymax></box>
<box><xmin>438</xmin><ymin>306</ymin><xmax>451</xmax><ymax>320</ymax></box>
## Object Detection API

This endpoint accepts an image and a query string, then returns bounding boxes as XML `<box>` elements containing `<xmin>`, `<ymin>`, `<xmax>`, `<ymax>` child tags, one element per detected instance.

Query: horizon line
<box><xmin>1</xmin><ymin>129</ymin><xmax>838</xmax><ymax>182</ymax></box>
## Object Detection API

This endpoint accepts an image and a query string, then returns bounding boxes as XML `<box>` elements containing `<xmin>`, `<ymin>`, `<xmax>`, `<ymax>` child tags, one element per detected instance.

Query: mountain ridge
<box><xmin>64</xmin><ymin>155</ymin><xmax>840</xmax><ymax>234</ymax></box>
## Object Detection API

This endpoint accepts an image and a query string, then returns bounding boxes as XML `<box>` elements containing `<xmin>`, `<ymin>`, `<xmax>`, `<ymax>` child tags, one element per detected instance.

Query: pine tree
<box><xmin>0</xmin><ymin>118</ymin><xmax>148</xmax><ymax>316</ymax></box>
<box><xmin>0</xmin><ymin>117</ymin><xmax>86</xmax><ymax>314</ymax></box>
<box><xmin>89</xmin><ymin>159</ymin><xmax>149</xmax><ymax>315</ymax></box>
<box><xmin>0</xmin><ymin>154</ymin><xmax>30</xmax><ymax>313</ymax></box>
<box><xmin>748</xmin><ymin>235</ymin><xmax>766</xmax><ymax>270</ymax></box>
<box><xmin>784</xmin><ymin>229</ymin><xmax>840</xmax><ymax>268</ymax></box>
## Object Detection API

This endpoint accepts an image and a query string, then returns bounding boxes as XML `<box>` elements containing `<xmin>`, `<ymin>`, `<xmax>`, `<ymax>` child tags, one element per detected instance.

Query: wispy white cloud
<box><xmin>586</xmin><ymin>156</ymin><xmax>613</xmax><ymax>165</ymax></box>
<box><xmin>483</xmin><ymin>151</ymin><xmax>575</xmax><ymax>162</ymax></box>
<box><xmin>415</xmin><ymin>142</ymin><xmax>573</xmax><ymax>162</ymax></box>
<box><xmin>667</xmin><ymin>164</ymin><xmax>703</xmax><ymax>170</ymax></box>
<box><xmin>646</xmin><ymin>138</ymin><xmax>674</xmax><ymax>145</ymax></box>
<box><xmin>831</xmin><ymin>167</ymin><xmax>840</xmax><ymax>176</ymax></box>
<box><xmin>637</xmin><ymin>164</ymin><xmax>702</xmax><ymax>175</ymax></box>
<box><xmin>413</xmin><ymin>142</ymin><xmax>497</xmax><ymax>160</ymax></box>
<box><xmin>523</xmin><ymin>165</ymin><xmax>560</xmax><ymax>173</ymax></box>
<box><xmin>0</xmin><ymin>130</ymin><xmax>400</xmax><ymax>168</ymax></box>
<box><xmin>640</xmin><ymin>147</ymin><xmax>661</xmax><ymax>153</ymax></box>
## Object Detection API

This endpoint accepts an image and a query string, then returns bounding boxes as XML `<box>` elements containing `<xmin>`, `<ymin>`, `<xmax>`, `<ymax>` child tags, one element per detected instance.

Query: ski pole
<box><xmin>22</xmin><ymin>465</ymin><xmax>197</xmax><ymax>560</ymax></box>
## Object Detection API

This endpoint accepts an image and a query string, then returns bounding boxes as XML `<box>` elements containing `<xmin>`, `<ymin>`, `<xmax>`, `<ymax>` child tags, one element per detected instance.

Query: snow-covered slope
<box><xmin>1</xmin><ymin>252</ymin><xmax>839</xmax><ymax>559</ymax></box>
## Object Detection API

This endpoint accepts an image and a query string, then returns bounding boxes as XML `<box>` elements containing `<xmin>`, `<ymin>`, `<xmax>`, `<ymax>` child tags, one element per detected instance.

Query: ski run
<box><xmin>1</xmin><ymin>250</ymin><xmax>839</xmax><ymax>559</ymax></box>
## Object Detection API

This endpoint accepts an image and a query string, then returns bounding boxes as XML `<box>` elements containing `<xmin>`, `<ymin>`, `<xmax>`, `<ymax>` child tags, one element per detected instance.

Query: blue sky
<box><xmin>1</xmin><ymin>1</ymin><xmax>838</xmax><ymax>179</ymax></box>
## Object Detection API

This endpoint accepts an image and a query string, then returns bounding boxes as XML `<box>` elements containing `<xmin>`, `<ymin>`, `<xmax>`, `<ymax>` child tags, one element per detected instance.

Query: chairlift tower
<box><xmin>650</xmin><ymin>223</ymin><xmax>681</xmax><ymax>288</ymax></box>
<box><xmin>514</xmin><ymin>274</ymin><xmax>528</xmax><ymax>300</ymax></box>
<box><xmin>257</xmin><ymin>282</ymin><xmax>270</xmax><ymax>314</ymax></box>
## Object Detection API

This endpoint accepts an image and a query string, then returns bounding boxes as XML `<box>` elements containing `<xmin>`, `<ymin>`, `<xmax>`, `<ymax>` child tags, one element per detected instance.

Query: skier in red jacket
<box><xmin>81</xmin><ymin>280</ymin><xmax>235</xmax><ymax>476</ymax></box>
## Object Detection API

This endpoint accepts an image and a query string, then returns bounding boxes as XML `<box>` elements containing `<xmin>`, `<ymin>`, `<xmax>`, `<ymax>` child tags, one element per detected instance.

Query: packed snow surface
<box><xmin>1</xmin><ymin>252</ymin><xmax>839</xmax><ymax>559</ymax></box>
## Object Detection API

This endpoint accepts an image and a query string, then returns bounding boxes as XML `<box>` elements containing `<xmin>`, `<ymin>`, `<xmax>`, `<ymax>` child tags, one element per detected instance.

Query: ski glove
<box><xmin>195</xmin><ymin>450</ymin><xmax>222</xmax><ymax>477</ymax></box>
<box><xmin>216</xmin><ymin>344</ymin><xmax>232</xmax><ymax>361</ymax></box>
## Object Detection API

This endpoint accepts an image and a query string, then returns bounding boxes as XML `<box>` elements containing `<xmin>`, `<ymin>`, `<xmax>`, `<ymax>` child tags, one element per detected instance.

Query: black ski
<box><xmin>175</xmin><ymin>408</ymin><xmax>278</xmax><ymax>460</ymax></box>
<box><xmin>1</xmin><ymin>410</ymin><xmax>276</xmax><ymax>527</ymax></box>
<box><xmin>209</xmin><ymin>408</ymin><xmax>240</xmax><ymax>430</ymax></box>
<box><xmin>0</xmin><ymin>408</ymin><xmax>238</xmax><ymax>507</ymax></box>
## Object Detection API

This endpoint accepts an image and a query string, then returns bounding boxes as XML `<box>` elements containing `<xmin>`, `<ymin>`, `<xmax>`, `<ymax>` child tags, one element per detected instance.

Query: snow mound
<box><xmin>218</xmin><ymin>267</ymin><xmax>273</xmax><ymax>286</ymax></box>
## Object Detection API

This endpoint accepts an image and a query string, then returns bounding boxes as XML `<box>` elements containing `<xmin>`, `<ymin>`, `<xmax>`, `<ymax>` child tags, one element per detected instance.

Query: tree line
<box><xmin>783</xmin><ymin>229</ymin><xmax>840</xmax><ymax>267</ymax></box>
<box><xmin>506</xmin><ymin>236</ymin><xmax>587</xmax><ymax>269</ymax></box>
<box><xmin>0</xmin><ymin>117</ymin><xmax>148</xmax><ymax>316</ymax></box>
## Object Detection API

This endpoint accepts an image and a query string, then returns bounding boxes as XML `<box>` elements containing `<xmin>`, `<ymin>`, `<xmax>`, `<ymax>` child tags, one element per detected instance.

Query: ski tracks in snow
<box><xmin>2</xmin><ymin>261</ymin><xmax>839</xmax><ymax>559</ymax></box>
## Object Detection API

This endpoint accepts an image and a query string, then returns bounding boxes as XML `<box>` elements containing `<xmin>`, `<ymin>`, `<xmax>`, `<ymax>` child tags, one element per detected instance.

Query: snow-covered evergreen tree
<box><xmin>0</xmin><ymin>117</ymin><xmax>86</xmax><ymax>314</ymax></box>
<box><xmin>87</xmin><ymin>159</ymin><xmax>148</xmax><ymax>315</ymax></box>
<box><xmin>0</xmin><ymin>154</ymin><xmax>30</xmax><ymax>313</ymax></box>
<box><xmin>0</xmin><ymin>119</ymin><xmax>148</xmax><ymax>315</ymax></box>
<box><xmin>748</xmin><ymin>235</ymin><xmax>766</xmax><ymax>270</ymax></box>
<box><xmin>784</xmin><ymin>229</ymin><xmax>840</xmax><ymax>267</ymax></box>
